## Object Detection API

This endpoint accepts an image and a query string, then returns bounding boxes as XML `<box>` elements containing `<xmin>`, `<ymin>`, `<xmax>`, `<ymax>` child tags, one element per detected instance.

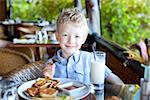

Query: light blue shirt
<box><xmin>47</xmin><ymin>49</ymin><xmax>112</xmax><ymax>84</ymax></box>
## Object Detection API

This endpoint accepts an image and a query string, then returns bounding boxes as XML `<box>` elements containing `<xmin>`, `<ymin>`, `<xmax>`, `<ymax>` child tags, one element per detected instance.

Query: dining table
<box><xmin>83</xmin><ymin>84</ymin><xmax>140</xmax><ymax>100</ymax></box>
<box><xmin>8</xmin><ymin>43</ymin><xmax>90</xmax><ymax>61</ymax></box>
<box><xmin>0</xmin><ymin>77</ymin><xmax>141</xmax><ymax>100</ymax></box>
<box><xmin>17</xmin><ymin>84</ymin><xmax>140</xmax><ymax>100</ymax></box>
<box><xmin>8</xmin><ymin>43</ymin><xmax>60</xmax><ymax>61</ymax></box>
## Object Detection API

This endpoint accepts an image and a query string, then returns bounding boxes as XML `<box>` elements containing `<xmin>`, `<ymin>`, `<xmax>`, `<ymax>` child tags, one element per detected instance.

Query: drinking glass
<box><xmin>0</xmin><ymin>80</ymin><xmax>19</xmax><ymax>100</ymax></box>
<box><xmin>91</xmin><ymin>51</ymin><xmax>106</xmax><ymax>91</ymax></box>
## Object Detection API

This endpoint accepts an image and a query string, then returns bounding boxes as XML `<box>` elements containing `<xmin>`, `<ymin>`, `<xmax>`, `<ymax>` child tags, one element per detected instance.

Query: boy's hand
<box><xmin>43</xmin><ymin>63</ymin><xmax>55</xmax><ymax>78</ymax></box>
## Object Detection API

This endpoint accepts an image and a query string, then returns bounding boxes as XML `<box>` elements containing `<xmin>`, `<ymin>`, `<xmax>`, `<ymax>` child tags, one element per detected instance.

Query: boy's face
<box><xmin>56</xmin><ymin>23</ymin><xmax>87</xmax><ymax>57</ymax></box>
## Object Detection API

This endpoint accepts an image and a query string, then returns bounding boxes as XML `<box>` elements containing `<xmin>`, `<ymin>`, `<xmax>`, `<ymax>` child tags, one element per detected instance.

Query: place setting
<box><xmin>89</xmin><ymin>42</ymin><xmax>107</xmax><ymax>100</ymax></box>
<box><xmin>17</xmin><ymin>77</ymin><xmax>91</xmax><ymax>100</ymax></box>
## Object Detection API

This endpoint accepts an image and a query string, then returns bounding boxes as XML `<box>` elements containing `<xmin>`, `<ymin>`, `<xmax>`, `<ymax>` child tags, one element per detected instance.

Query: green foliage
<box><xmin>12</xmin><ymin>0</ymin><xmax>74</xmax><ymax>21</ymax></box>
<box><xmin>101</xmin><ymin>0</ymin><xmax>150</xmax><ymax>47</ymax></box>
<box><xmin>12</xmin><ymin>0</ymin><xmax>150</xmax><ymax>47</ymax></box>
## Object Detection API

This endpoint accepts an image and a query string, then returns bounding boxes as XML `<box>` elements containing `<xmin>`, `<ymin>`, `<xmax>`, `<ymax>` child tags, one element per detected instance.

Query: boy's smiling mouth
<box><xmin>65</xmin><ymin>44</ymin><xmax>76</xmax><ymax>48</ymax></box>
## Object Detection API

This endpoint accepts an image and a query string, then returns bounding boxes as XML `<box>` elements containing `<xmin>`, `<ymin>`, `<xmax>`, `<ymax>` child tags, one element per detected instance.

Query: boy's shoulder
<box><xmin>80</xmin><ymin>50</ymin><xmax>93</xmax><ymax>57</ymax></box>
<box><xmin>80</xmin><ymin>50</ymin><xmax>91</xmax><ymax>54</ymax></box>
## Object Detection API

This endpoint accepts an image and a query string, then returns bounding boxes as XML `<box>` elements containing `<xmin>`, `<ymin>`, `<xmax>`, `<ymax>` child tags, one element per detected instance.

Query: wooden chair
<box><xmin>6</xmin><ymin>47</ymin><xmax>36</xmax><ymax>62</ymax></box>
<box><xmin>0</xmin><ymin>48</ymin><xmax>32</xmax><ymax>76</ymax></box>
<box><xmin>4</xmin><ymin>61</ymin><xmax>45</xmax><ymax>84</ymax></box>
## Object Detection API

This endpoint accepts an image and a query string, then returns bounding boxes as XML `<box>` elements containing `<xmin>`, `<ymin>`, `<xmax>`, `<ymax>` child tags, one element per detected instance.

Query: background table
<box><xmin>8</xmin><ymin>43</ymin><xmax>60</xmax><ymax>61</ymax></box>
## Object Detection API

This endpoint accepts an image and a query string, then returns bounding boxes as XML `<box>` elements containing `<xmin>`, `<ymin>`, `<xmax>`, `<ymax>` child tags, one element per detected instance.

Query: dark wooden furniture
<box><xmin>8</xmin><ymin>36</ymin><xmax>91</xmax><ymax>61</ymax></box>
<box><xmin>0</xmin><ymin>48</ymin><xmax>32</xmax><ymax>76</ymax></box>
<box><xmin>92</xmin><ymin>34</ymin><xmax>144</xmax><ymax>85</ymax></box>
<box><xmin>8</xmin><ymin>43</ymin><xmax>60</xmax><ymax>61</ymax></box>
<box><xmin>0</xmin><ymin>0</ymin><xmax>7</xmax><ymax>20</ymax></box>
<box><xmin>7</xmin><ymin>34</ymin><xmax>144</xmax><ymax>84</ymax></box>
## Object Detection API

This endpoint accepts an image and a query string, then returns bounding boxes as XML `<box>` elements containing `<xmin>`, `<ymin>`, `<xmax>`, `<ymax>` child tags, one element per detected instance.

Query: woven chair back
<box><xmin>0</xmin><ymin>48</ymin><xmax>32</xmax><ymax>75</ymax></box>
<box><xmin>6</xmin><ymin>47</ymin><xmax>35</xmax><ymax>62</ymax></box>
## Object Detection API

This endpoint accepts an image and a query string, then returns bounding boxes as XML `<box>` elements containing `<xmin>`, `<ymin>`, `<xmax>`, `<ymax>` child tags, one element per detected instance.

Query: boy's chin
<box><xmin>66</xmin><ymin>51</ymin><xmax>76</xmax><ymax>55</ymax></box>
<box><xmin>63</xmin><ymin>49</ymin><xmax>77</xmax><ymax>55</ymax></box>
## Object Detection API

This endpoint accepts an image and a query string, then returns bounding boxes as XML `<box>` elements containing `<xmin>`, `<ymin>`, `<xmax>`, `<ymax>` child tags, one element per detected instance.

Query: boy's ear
<box><xmin>81</xmin><ymin>35</ymin><xmax>87</xmax><ymax>44</ymax></box>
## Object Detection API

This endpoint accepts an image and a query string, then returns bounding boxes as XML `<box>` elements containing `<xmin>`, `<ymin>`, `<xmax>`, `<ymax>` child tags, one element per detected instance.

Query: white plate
<box><xmin>17</xmin><ymin>78</ymin><xmax>90</xmax><ymax>100</ymax></box>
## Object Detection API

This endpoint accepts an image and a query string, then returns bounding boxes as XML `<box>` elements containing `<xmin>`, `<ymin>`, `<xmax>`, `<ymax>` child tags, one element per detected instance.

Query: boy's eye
<box><xmin>75</xmin><ymin>35</ymin><xmax>80</xmax><ymax>38</ymax></box>
<box><xmin>62</xmin><ymin>34</ymin><xmax>67</xmax><ymax>37</ymax></box>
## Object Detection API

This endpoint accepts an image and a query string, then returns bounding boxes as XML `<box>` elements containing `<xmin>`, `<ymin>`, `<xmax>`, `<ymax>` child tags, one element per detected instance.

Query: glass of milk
<box><xmin>91</xmin><ymin>51</ymin><xmax>106</xmax><ymax>91</ymax></box>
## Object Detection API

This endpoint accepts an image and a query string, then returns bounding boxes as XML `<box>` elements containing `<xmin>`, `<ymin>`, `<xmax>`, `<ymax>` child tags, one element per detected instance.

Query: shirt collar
<box><xmin>56</xmin><ymin>49</ymin><xmax>80</xmax><ymax>62</ymax></box>
<box><xmin>72</xmin><ymin>50</ymin><xmax>80</xmax><ymax>62</ymax></box>
<box><xmin>56</xmin><ymin>50</ymin><xmax>66</xmax><ymax>64</ymax></box>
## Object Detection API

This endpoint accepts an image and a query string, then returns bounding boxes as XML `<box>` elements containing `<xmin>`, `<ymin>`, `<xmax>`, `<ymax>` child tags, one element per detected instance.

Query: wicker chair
<box><xmin>4</xmin><ymin>61</ymin><xmax>45</xmax><ymax>85</ymax></box>
<box><xmin>6</xmin><ymin>47</ymin><xmax>35</xmax><ymax>62</ymax></box>
<box><xmin>0</xmin><ymin>48</ymin><xmax>33</xmax><ymax>76</ymax></box>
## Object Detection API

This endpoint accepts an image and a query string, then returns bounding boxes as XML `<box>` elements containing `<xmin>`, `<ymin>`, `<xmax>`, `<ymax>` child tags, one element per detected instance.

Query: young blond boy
<box><xmin>43</xmin><ymin>8</ymin><xmax>123</xmax><ymax>85</ymax></box>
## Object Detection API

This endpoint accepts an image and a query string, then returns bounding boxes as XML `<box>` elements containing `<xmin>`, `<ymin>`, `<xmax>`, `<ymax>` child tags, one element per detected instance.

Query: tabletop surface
<box><xmin>16</xmin><ymin>84</ymin><xmax>140</xmax><ymax>100</ymax></box>
<box><xmin>83</xmin><ymin>84</ymin><xmax>140</xmax><ymax>100</ymax></box>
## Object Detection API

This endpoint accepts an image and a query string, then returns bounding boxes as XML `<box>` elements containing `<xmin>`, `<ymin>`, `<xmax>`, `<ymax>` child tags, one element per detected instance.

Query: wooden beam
<box><xmin>0</xmin><ymin>0</ymin><xmax>7</xmax><ymax>20</ymax></box>
<box><xmin>85</xmin><ymin>0</ymin><xmax>101</xmax><ymax>35</ymax></box>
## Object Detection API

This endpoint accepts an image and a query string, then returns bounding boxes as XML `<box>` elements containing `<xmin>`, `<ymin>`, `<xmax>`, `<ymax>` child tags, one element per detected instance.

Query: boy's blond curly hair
<box><xmin>56</xmin><ymin>8</ymin><xmax>89</xmax><ymax>34</ymax></box>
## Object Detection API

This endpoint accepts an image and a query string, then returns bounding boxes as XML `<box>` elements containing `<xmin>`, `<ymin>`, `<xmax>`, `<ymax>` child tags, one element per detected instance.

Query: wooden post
<box><xmin>0</xmin><ymin>0</ymin><xmax>7</xmax><ymax>20</ymax></box>
<box><xmin>85</xmin><ymin>0</ymin><xmax>101</xmax><ymax>36</ymax></box>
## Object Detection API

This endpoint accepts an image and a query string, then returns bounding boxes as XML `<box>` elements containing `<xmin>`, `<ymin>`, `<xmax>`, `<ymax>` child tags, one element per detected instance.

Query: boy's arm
<box><xmin>106</xmin><ymin>73</ymin><xmax>124</xmax><ymax>85</ymax></box>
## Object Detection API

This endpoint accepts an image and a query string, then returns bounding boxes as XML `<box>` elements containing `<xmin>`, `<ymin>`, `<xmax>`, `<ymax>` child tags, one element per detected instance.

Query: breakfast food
<box><xmin>25</xmin><ymin>77</ymin><xmax>60</xmax><ymax>98</ymax></box>
<box><xmin>39</xmin><ymin>88</ymin><xmax>58</xmax><ymax>97</ymax></box>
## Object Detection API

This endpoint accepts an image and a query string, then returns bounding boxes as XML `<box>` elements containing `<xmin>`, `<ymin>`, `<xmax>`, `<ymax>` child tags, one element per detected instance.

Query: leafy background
<box><xmin>101</xmin><ymin>0</ymin><xmax>150</xmax><ymax>47</ymax></box>
<box><xmin>11</xmin><ymin>0</ymin><xmax>74</xmax><ymax>21</ymax></box>
<box><xmin>11</xmin><ymin>0</ymin><xmax>150</xmax><ymax>47</ymax></box>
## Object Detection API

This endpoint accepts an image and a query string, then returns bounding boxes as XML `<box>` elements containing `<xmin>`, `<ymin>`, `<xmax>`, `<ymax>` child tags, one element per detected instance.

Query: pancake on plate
<box><xmin>25</xmin><ymin>77</ymin><xmax>60</xmax><ymax>98</ymax></box>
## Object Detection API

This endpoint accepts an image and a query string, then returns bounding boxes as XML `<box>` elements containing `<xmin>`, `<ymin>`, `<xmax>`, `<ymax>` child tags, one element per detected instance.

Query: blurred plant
<box><xmin>123</xmin><ymin>39</ymin><xmax>149</xmax><ymax>65</ymax></box>
<box><xmin>12</xmin><ymin>0</ymin><xmax>74</xmax><ymax>21</ymax></box>
<box><xmin>12</xmin><ymin>0</ymin><xmax>150</xmax><ymax>48</ymax></box>
<box><xmin>101</xmin><ymin>0</ymin><xmax>150</xmax><ymax>47</ymax></box>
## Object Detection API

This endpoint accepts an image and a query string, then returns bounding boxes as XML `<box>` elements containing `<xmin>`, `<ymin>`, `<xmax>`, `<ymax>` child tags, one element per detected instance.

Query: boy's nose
<box><xmin>68</xmin><ymin>36</ymin><xmax>75</xmax><ymax>43</ymax></box>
